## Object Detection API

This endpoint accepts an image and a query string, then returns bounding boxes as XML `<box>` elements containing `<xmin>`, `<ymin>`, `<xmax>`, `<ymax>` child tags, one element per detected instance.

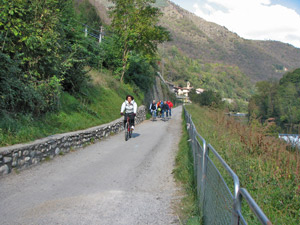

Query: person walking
<box><xmin>120</xmin><ymin>95</ymin><xmax>137</xmax><ymax>130</ymax></box>
<box><xmin>167</xmin><ymin>100</ymin><xmax>173</xmax><ymax>117</ymax></box>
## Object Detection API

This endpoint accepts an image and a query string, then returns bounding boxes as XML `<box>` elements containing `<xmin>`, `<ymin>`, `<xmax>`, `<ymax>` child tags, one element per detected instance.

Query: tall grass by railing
<box><xmin>186</xmin><ymin>104</ymin><xmax>299</xmax><ymax>224</ymax></box>
<box><xmin>173</xmin><ymin>112</ymin><xmax>202</xmax><ymax>225</ymax></box>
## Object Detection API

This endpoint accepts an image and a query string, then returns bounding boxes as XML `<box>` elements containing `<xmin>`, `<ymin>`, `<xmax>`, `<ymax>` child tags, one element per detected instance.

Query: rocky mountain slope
<box><xmin>91</xmin><ymin>0</ymin><xmax>300</xmax><ymax>82</ymax></box>
<box><xmin>159</xmin><ymin>0</ymin><xmax>300</xmax><ymax>81</ymax></box>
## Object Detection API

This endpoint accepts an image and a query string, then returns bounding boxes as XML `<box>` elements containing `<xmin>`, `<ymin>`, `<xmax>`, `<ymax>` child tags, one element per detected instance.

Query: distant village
<box><xmin>165</xmin><ymin>81</ymin><xmax>203</xmax><ymax>103</ymax></box>
<box><xmin>166</xmin><ymin>81</ymin><xmax>233</xmax><ymax>104</ymax></box>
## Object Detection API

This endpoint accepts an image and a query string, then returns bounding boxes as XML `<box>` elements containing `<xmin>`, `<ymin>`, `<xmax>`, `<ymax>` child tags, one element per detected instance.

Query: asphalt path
<box><xmin>0</xmin><ymin>106</ymin><xmax>183</xmax><ymax>225</ymax></box>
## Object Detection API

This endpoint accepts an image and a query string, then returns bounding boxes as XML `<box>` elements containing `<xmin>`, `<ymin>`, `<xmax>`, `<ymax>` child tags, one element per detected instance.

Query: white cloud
<box><xmin>193</xmin><ymin>0</ymin><xmax>300</xmax><ymax>48</ymax></box>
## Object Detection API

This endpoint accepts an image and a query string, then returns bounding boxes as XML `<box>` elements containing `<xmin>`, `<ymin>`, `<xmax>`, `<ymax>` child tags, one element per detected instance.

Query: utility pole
<box><xmin>161</xmin><ymin>43</ymin><xmax>165</xmax><ymax>77</ymax></box>
<box><xmin>99</xmin><ymin>26</ymin><xmax>103</xmax><ymax>43</ymax></box>
<box><xmin>85</xmin><ymin>25</ymin><xmax>88</xmax><ymax>37</ymax></box>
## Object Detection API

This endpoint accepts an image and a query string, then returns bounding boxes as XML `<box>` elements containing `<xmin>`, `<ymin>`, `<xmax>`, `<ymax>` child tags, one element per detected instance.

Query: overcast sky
<box><xmin>171</xmin><ymin>0</ymin><xmax>300</xmax><ymax>48</ymax></box>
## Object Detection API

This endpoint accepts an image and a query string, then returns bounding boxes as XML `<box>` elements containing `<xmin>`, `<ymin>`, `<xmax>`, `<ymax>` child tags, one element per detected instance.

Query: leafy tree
<box><xmin>125</xmin><ymin>53</ymin><xmax>156</xmax><ymax>91</ymax></box>
<box><xmin>75</xmin><ymin>0</ymin><xmax>102</xmax><ymax>31</ymax></box>
<box><xmin>199</xmin><ymin>90</ymin><xmax>223</xmax><ymax>108</ymax></box>
<box><xmin>248</xmin><ymin>68</ymin><xmax>300</xmax><ymax>132</ymax></box>
<box><xmin>0</xmin><ymin>0</ymin><xmax>103</xmax><ymax>114</ymax></box>
<box><xmin>101</xmin><ymin>34</ymin><xmax>123</xmax><ymax>71</ymax></box>
<box><xmin>109</xmin><ymin>0</ymin><xmax>171</xmax><ymax>82</ymax></box>
<box><xmin>189</xmin><ymin>89</ymin><xmax>199</xmax><ymax>104</ymax></box>
<box><xmin>190</xmin><ymin>89</ymin><xmax>223</xmax><ymax>108</ymax></box>
<box><xmin>277</xmin><ymin>82</ymin><xmax>300</xmax><ymax>125</ymax></box>
<box><xmin>250</xmin><ymin>81</ymin><xmax>279</xmax><ymax>121</ymax></box>
<box><xmin>279</xmin><ymin>68</ymin><xmax>300</xmax><ymax>86</ymax></box>
<box><xmin>0</xmin><ymin>0</ymin><xmax>65</xmax><ymax>114</ymax></box>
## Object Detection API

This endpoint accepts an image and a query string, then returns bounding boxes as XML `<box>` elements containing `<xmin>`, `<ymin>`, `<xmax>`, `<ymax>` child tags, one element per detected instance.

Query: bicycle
<box><xmin>124</xmin><ymin>113</ymin><xmax>133</xmax><ymax>141</ymax></box>
<box><xmin>162</xmin><ymin>110</ymin><xmax>168</xmax><ymax>122</ymax></box>
<box><xmin>151</xmin><ymin>110</ymin><xmax>157</xmax><ymax>121</ymax></box>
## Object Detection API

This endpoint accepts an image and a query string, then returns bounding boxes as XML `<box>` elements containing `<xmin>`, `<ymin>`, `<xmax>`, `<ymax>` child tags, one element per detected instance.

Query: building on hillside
<box><xmin>222</xmin><ymin>98</ymin><xmax>234</xmax><ymax>104</ymax></box>
<box><xmin>196</xmin><ymin>88</ymin><xmax>205</xmax><ymax>94</ymax></box>
<box><xmin>173</xmin><ymin>81</ymin><xmax>206</xmax><ymax>103</ymax></box>
<box><xmin>175</xmin><ymin>81</ymin><xmax>193</xmax><ymax>97</ymax></box>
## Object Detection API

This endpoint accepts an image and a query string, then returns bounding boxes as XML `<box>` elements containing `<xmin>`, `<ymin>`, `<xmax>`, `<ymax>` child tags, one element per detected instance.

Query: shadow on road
<box><xmin>131</xmin><ymin>133</ymin><xmax>141</xmax><ymax>138</ymax></box>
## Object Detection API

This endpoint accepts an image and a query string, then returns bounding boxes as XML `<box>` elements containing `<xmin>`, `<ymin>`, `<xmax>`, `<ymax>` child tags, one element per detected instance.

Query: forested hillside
<box><xmin>0</xmin><ymin>0</ymin><xmax>106</xmax><ymax>115</ymax></box>
<box><xmin>249</xmin><ymin>68</ymin><xmax>300</xmax><ymax>133</ymax></box>
<box><xmin>159</xmin><ymin>46</ymin><xmax>253</xmax><ymax>110</ymax></box>
<box><xmin>91</xmin><ymin>0</ymin><xmax>300</xmax><ymax>112</ymax></box>
<box><xmin>158</xmin><ymin>0</ymin><xmax>300</xmax><ymax>82</ymax></box>
<box><xmin>0</xmin><ymin>0</ymin><xmax>171</xmax><ymax>146</ymax></box>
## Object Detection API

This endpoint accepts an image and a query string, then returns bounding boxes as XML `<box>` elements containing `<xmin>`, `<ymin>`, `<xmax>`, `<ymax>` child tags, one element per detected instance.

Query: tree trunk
<box><xmin>120</xmin><ymin>45</ymin><xmax>128</xmax><ymax>83</ymax></box>
<box><xmin>120</xmin><ymin>61</ymin><xmax>127</xmax><ymax>83</ymax></box>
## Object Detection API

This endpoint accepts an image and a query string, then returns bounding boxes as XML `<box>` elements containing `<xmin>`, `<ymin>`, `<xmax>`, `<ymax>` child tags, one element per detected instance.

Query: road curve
<box><xmin>0</xmin><ymin>106</ymin><xmax>183</xmax><ymax>225</ymax></box>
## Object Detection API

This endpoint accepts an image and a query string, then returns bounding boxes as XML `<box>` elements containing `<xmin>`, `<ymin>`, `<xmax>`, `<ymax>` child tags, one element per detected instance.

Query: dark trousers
<box><xmin>124</xmin><ymin>113</ymin><xmax>135</xmax><ymax>127</ymax></box>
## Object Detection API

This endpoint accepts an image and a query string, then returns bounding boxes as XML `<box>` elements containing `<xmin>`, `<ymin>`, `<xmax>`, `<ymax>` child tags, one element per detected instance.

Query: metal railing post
<box><xmin>190</xmin><ymin>117</ymin><xmax>197</xmax><ymax>178</ymax></box>
<box><xmin>232</xmin><ymin>174</ymin><xmax>241</xmax><ymax>225</ymax></box>
<box><xmin>201</xmin><ymin>138</ymin><xmax>207</xmax><ymax>212</ymax></box>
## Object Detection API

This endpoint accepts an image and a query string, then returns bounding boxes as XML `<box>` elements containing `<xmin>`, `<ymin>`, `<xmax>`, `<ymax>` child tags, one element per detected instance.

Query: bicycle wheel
<box><xmin>129</xmin><ymin>128</ymin><xmax>132</xmax><ymax>138</ymax></box>
<box><xmin>125</xmin><ymin>122</ymin><xmax>129</xmax><ymax>141</ymax></box>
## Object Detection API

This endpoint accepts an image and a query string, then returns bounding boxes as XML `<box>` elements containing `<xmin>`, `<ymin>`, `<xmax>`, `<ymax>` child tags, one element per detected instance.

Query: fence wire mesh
<box><xmin>203</xmin><ymin>157</ymin><xmax>233</xmax><ymax>225</ymax></box>
<box><xmin>183</xmin><ymin>106</ymin><xmax>272</xmax><ymax>225</ymax></box>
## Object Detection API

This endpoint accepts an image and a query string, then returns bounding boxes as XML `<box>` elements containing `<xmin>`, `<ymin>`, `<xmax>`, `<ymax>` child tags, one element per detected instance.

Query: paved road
<box><xmin>0</xmin><ymin>107</ymin><xmax>183</xmax><ymax>225</ymax></box>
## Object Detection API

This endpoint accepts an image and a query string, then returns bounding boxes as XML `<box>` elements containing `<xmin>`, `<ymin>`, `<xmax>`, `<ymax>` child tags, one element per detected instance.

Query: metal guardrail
<box><xmin>183</xmin><ymin>106</ymin><xmax>272</xmax><ymax>225</ymax></box>
<box><xmin>83</xmin><ymin>25</ymin><xmax>103</xmax><ymax>42</ymax></box>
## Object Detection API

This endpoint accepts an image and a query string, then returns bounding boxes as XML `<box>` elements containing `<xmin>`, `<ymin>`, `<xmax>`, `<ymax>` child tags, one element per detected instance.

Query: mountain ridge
<box><xmin>159</xmin><ymin>0</ymin><xmax>300</xmax><ymax>81</ymax></box>
<box><xmin>90</xmin><ymin>0</ymin><xmax>300</xmax><ymax>82</ymax></box>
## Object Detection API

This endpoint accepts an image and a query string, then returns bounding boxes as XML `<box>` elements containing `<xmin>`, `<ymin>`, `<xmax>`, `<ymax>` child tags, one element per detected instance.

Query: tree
<box><xmin>125</xmin><ymin>53</ymin><xmax>155</xmax><ymax>91</ymax></box>
<box><xmin>0</xmin><ymin>0</ymin><xmax>65</xmax><ymax>114</ymax></box>
<box><xmin>0</xmin><ymin>0</ymin><xmax>102</xmax><ymax>114</ymax></box>
<box><xmin>109</xmin><ymin>0</ymin><xmax>170</xmax><ymax>82</ymax></box>
<box><xmin>199</xmin><ymin>90</ymin><xmax>223</xmax><ymax>108</ymax></box>
<box><xmin>190</xmin><ymin>89</ymin><xmax>223</xmax><ymax>108</ymax></box>
<box><xmin>248</xmin><ymin>68</ymin><xmax>300</xmax><ymax>131</ymax></box>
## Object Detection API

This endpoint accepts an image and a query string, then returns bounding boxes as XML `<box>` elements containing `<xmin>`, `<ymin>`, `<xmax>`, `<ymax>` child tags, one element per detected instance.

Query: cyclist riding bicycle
<box><xmin>120</xmin><ymin>95</ymin><xmax>137</xmax><ymax>130</ymax></box>
<box><xmin>157</xmin><ymin>100</ymin><xmax>162</xmax><ymax>117</ymax></box>
<box><xmin>149</xmin><ymin>100</ymin><xmax>157</xmax><ymax>118</ymax></box>
<box><xmin>161</xmin><ymin>100</ymin><xmax>170</xmax><ymax>119</ymax></box>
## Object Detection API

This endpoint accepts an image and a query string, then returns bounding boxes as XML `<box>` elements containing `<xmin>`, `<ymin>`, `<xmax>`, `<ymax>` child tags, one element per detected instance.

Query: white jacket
<box><xmin>121</xmin><ymin>100</ymin><xmax>137</xmax><ymax>114</ymax></box>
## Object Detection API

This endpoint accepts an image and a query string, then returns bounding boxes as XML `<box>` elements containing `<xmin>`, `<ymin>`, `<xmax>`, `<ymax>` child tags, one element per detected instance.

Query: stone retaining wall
<box><xmin>0</xmin><ymin>106</ymin><xmax>147</xmax><ymax>176</ymax></box>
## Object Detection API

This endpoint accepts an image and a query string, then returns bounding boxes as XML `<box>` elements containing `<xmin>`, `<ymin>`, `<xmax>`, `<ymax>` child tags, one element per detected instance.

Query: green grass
<box><xmin>146</xmin><ymin>112</ymin><xmax>152</xmax><ymax>120</ymax></box>
<box><xmin>185</xmin><ymin>104</ymin><xmax>300</xmax><ymax>224</ymax></box>
<box><xmin>0</xmin><ymin>69</ymin><xmax>143</xmax><ymax>147</ymax></box>
<box><xmin>173</xmin><ymin>111</ymin><xmax>202</xmax><ymax>224</ymax></box>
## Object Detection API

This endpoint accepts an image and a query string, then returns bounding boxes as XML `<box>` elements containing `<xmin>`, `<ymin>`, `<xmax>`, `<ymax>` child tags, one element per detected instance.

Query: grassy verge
<box><xmin>185</xmin><ymin>104</ymin><xmax>300</xmax><ymax>224</ymax></box>
<box><xmin>0</xmin><ymin>69</ymin><xmax>143</xmax><ymax>147</ymax></box>
<box><xmin>173</xmin><ymin>110</ymin><xmax>202</xmax><ymax>225</ymax></box>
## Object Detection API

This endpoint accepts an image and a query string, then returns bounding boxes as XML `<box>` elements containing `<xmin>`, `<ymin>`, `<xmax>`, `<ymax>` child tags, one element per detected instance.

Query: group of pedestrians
<box><xmin>149</xmin><ymin>100</ymin><xmax>173</xmax><ymax>120</ymax></box>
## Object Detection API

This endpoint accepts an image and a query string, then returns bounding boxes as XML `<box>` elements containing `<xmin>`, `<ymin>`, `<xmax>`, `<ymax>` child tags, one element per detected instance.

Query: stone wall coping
<box><xmin>0</xmin><ymin>105</ymin><xmax>146</xmax><ymax>155</ymax></box>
